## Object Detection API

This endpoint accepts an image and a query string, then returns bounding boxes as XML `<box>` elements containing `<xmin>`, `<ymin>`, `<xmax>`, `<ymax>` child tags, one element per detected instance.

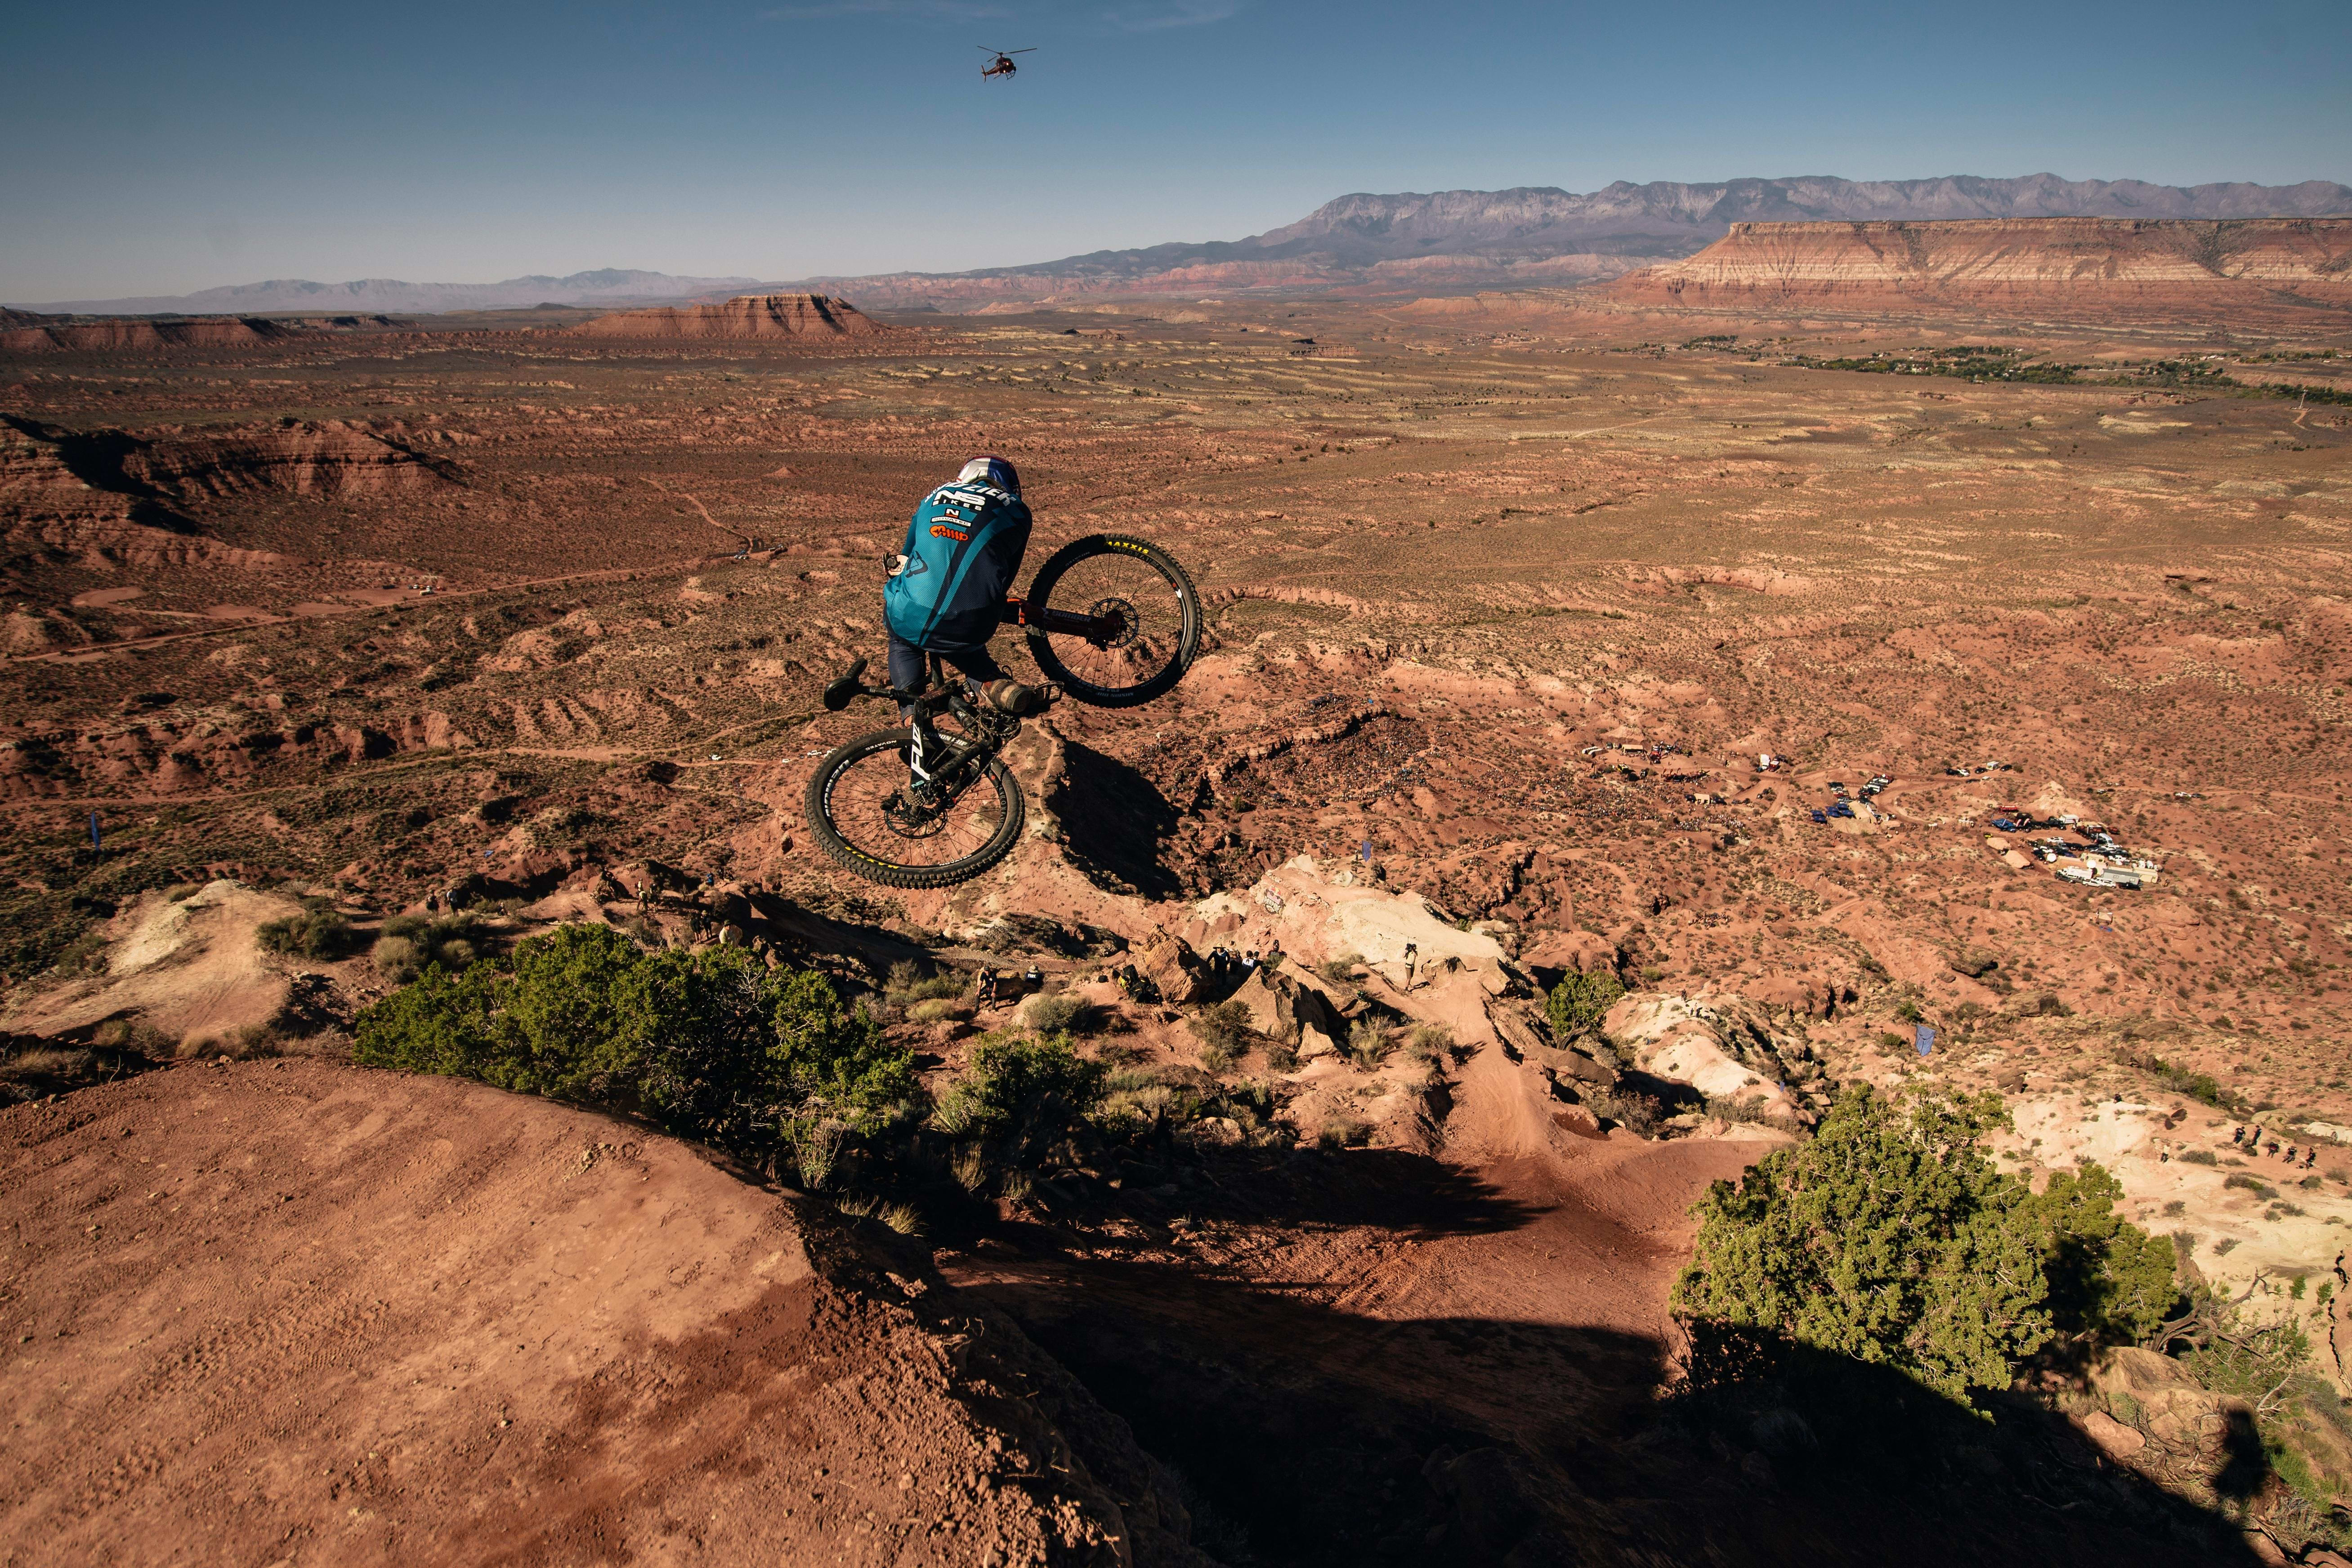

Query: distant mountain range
<box><xmin>10</xmin><ymin>268</ymin><xmax>765</xmax><ymax>317</ymax></box>
<box><xmin>17</xmin><ymin>176</ymin><xmax>2351</xmax><ymax>317</ymax></box>
<box><xmin>776</xmin><ymin>174</ymin><xmax>2352</xmax><ymax>308</ymax></box>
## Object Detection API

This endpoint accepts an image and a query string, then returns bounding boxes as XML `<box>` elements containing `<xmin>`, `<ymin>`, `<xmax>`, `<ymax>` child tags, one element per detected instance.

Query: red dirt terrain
<box><xmin>1</xmin><ymin>1060</ymin><xmax>1201</xmax><ymax>1567</ymax></box>
<box><xmin>5</xmin><ymin>229</ymin><xmax>2349</xmax><ymax>1560</ymax></box>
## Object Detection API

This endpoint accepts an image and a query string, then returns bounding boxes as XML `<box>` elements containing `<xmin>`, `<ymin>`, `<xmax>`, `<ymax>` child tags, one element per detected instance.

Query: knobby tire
<box><xmin>804</xmin><ymin>728</ymin><xmax>1026</xmax><ymax>889</ymax></box>
<box><xmin>1024</xmin><ymin>533</ymin><xmax>1201</xmax><ymax>708</ymax></box>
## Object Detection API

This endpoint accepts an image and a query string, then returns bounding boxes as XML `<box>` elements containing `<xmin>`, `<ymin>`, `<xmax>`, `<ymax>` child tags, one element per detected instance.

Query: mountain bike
<box><xmin>803</xmin><ymin>533</ymin><xmax>1199</xmax><ymax>888</ymax></box>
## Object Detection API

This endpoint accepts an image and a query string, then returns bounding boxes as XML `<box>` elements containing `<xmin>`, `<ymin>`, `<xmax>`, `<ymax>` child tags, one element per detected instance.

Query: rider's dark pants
<box><xmin>888</xmin><ymin>632</ymin><xmax>1006</xmax><ymax>721</ymax></box>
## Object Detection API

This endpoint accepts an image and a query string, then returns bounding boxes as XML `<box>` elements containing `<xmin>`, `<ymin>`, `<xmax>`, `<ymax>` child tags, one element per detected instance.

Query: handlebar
<box><xmin>821</xmin><ymin>658</ymin><xmax>912</xmax><ymax>711</ymax></box>
<box><xmin>820</xmin><ymin>656</ymin><xmax>1059</xmax><ymax>716</ymax></box>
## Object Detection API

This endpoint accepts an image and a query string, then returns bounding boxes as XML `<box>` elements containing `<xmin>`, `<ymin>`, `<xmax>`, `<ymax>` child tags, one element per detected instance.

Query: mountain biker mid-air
<box><xmin>883</xmin><ymin>455</ymin><xmax>1047</xmax><ymax>786</ymax></box>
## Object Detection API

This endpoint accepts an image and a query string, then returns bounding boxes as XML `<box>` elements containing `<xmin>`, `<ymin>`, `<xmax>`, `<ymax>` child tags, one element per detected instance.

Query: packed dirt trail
<box><xmin>0</xmin><ymin>1061</ymin><xmax>1203</xmax><ymax>1568</ymax></box>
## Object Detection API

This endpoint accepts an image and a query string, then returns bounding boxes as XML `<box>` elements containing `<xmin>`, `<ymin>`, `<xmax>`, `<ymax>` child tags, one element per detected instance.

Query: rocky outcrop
<box><xmin>1601</xmin><ymin>990</ymin><xmax>1820</xmax><ymax>1126</ymax></box>
<box><xmin>569</xmin><ymin>293</ymin><xmax>885</xmax><ymax>339</ymax></box>
<box><xmin>1608</xmin><ymin>216</ymin><xmax>2352</xmax><ymax>317</ymax></box>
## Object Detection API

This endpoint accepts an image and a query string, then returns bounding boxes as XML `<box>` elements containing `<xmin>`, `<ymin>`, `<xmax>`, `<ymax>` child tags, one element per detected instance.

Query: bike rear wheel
<box><xmin>804</xmin><ymin>728</ymin><xmax>1026</xmax><ymax>888</ymax></box>
<box><xmin>1023</xmin><ymin>533</ymin><xmax>1199</xmax><ymax>708</ymax></box>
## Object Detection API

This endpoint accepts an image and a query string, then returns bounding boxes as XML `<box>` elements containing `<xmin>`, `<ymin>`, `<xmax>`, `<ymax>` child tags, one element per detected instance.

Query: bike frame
<box><xmin>1001</xmin><ymin>593</ymin><xmax>1126</xmax><ymax>641</ymax></box>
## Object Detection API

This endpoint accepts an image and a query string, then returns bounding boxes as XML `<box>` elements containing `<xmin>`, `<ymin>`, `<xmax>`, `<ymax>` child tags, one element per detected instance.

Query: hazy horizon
<box><xmin>4</xmin><ymin>0</ymin><xmax>2348</xmax><ymax>303</ymax></box>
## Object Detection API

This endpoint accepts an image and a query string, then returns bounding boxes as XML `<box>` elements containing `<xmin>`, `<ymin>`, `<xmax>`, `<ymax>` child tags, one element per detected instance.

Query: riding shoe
<box><xmin>982</xmin><ymin>679</ymin><xmax>1046</xmax><ymax>716</ymax></box>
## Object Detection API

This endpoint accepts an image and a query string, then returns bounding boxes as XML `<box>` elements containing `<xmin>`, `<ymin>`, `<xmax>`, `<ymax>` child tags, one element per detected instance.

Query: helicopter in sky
<box><xmin>979</xmin><ymin>46</ymin><xmax>1035</xmax><ymax>80</ymax></box>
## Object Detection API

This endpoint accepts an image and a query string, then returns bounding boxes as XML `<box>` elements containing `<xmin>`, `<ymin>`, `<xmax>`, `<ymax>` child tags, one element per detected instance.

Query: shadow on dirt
<box><xmin>948</xmin><ymin>1148</ymin><xmax>2271</xmax><ymax>1568</ymax></box>
<box><xmin>1051</xmin><ymin>735</ymin><xmax>1186</xmax><ymax>900</ymax></box>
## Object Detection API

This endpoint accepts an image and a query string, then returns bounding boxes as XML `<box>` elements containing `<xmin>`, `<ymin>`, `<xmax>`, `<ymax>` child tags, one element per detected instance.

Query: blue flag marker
<box><xmin>88</xmin><ymin>812</ymin><xmax>100</xmax><ymax>852</ymax></box>
<box><xmin>1360</xmin><ymin>838</ymin><xmax>1371</xmax><ymax>862</ymax></box>
<box><xmin>1915</xmin><ymin>1025</ymin><xmax>1936</xmax><ymax>1057</ymax></box>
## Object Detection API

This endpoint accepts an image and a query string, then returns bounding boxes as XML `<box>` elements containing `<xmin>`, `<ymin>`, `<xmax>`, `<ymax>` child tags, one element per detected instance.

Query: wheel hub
<box><xmin>1086</xmin><ymin>596</ymin><xmax>1140</xmax><ymax>649</ymax></box>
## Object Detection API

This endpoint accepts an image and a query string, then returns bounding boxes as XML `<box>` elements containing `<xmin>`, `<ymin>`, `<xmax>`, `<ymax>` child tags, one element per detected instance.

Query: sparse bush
<box><xmin>1594</xmin><ymin>1088</ymin><xmax>1664</xmax><ymax>1137</ymax></box>
<box><xmin>2226</xmin><ymin>1173</ymin><xmax>2277</xmax><ymax>1199</ymax></box>
<box><xmin>1675</xmin><ymin>1083</ymin><xmax>2173</xmax><ymax>1405</ymax></box>
<box><xmin>1318</xmin><ymin>1115</ymin><xmax>1370</xmax><ymax>1149</ymax></box>
<box><xmin>909</xmin><ymin>997</ymin><xmax>969</xmax><ymax>1026</ymax></box>
<box><xmin>1318</xmin><ymin>952</ymin><xmax>1364</xmax><ymax>986</ymax></box>
<box><xmin>1025</xmin><ymin>992</ymin><xmax>1094</xmax><ymax>1035</ymax></box>
<box><xmin>930</xmin><ymin>1031</ymin><xmax>1105</xmax><ymax>1169</ymax></box>
<box><xmin>374</xmin><ymin>914</ymin><xmax>482</xmax><ymax>981</ymax></box>
<box><xmin>1189</xmin><ymin>999</ymin><xmax>1252</xmax><ymax>1064</ymax></box>
<box><xmin>877</xmin><ymin>1201</ymin><xmax>923</xmax><ymax>1236</ymax></box>
<box><xmin>371</xmin><ymin>935</ymin><xmax>422</xmax><ymax>980</ymax></box>
<box><xmin>259</xmin><ymin>909</ymin><xmax>360</xmax><ymax>960</ymax></box>
<box><xmin>1546</xmin><ymin>969</ymin><xmax>1625</xmax><ymax>1040</ymax></box>
<box><xmin>884</xmin><ymin>960</ymin><xmax>964</xmax><ymax>1006</ymax></box>
<box><xmin>2179</xmin><ymin>1148</ymin><xmax>2219</xmax><ymax>1166</ymax></box>
<box><xmin>1892</xmin><ymin>999</ymin><xmax>1923</xmax><ymax>1023</ymax></box>
<box><xmin>1875</xmin><ymin>1030</ymin><xmax>1905</xmax><ymax>1050</ymax></box>
<box><xmin>1346</xmin><ymin>1018</ymin><xmax>1393</xmax><ymax>1070</ymax></box>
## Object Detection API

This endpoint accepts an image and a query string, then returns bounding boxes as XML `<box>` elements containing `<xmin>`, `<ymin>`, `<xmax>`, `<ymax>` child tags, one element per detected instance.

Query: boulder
<box><xmin>1133</xmin><ymin>934</ymin><xmax>1205</xmax><ymax>1006</ymax></box>
<box><xmin>2074</xmin><ymin>1408</ymin><xmax>2146</xmax><ymax>1460</ymax></box>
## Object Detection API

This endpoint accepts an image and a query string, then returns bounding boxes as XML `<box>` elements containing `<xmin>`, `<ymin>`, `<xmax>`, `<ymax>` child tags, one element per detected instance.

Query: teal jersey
<box><xmin>883</xmin><ymin>480</ymin><xmax>1031</xmax><ymax>651</ymax></box>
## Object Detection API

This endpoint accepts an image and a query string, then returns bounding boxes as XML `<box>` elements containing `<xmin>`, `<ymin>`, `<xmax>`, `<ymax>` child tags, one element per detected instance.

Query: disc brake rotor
<box><xmin>1086</xmin><ymin>596</ymin><xmax>1140</xmax><ymax>649</ymax></box>
<box><xmin>883</xmin><ymin>787</ymin><xmax>947</xmax><ymax>839</ymax></box>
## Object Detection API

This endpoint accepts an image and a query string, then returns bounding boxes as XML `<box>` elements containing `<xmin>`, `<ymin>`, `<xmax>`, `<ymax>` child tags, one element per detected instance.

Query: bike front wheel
<box><xmin>1023</xmin><ymin>534</ymin><xmax>1200</xmax><ymax>708</ymax></box>
<box><xmin>804</xmin><ymin>728</ymin><xmax>1026</xmax><ymax>888</ymax></box>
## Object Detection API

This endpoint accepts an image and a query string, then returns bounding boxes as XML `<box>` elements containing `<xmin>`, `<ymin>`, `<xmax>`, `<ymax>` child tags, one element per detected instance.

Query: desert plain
<box><xmin>5</xmin><ymin>222</ymin><xmax>2352</xmax><ymax>1564</ymax></box>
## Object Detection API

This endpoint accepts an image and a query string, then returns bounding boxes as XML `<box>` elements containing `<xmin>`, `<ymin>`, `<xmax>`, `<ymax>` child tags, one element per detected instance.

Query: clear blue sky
<box><xmin>4</xmin><ymin>0</ymin><xmax>2347</xmax><ymax>302</ymax></box>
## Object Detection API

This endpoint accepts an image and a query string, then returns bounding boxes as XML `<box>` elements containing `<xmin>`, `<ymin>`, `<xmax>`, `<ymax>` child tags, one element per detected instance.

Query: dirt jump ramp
<box><xmin>0</xmin><ymin>1062</ymin><xmax>1203</xmax><ymax>1567</ymax></box>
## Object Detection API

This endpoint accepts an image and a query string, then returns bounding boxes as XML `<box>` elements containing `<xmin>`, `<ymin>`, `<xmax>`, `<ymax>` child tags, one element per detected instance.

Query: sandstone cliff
<box><xmin>1607</xmin><ymin>216</ymin><xmax>2352</xmax><ymax>317</ymax></box>
<box><xmin>569</xmin><ymin>292</ymin><xmax>885</xmax><ymax>338</ymax></box>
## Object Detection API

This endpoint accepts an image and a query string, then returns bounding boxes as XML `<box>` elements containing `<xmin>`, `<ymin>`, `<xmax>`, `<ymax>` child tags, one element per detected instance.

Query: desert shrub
<box><xmin>1675</xmin><ymin>1083</ymin><xmax>2173</xmax><ymax>1405</ymax></box>
<box><xmin>1189</xmin><ymin>999</ymin><xmax>1252</xmax><ymax>1061</ymax></box>
<box><xmin>1198</xmin><ymin>1036</ymin><xmax>1238</xmax><ymax>1074</ymax></box>
<box><xmin>1408</xmin><ymin>1023</ymin><xmax>1453</xmax><ymax>1063</ymax></box>
<box><xmin>2226</xmin><ymin>1173</ymin><xmax>2278</xmax><ymax>1199</ymax></box>
<box><xmin>884</xmin><ymin>960</ymin><xmax>964</xmax><ymax>1005</ymax></box>
<box><xmin>259</xmin><ymin>909</ymin><xmax>359</xmax><ymax>960</ymax></box>
<box><xmin>1318</xmin><ymin>952</ymin><xmax>1364</xmax><ymax>985</ymax></box>
<box><xmin>1346</xmin><ymin>1018</ymin><xmax>1393</xmax><ymax>1069</ymax></box>
<box><xmin>2179</xmin><ymin>1148</ymin><xmax>2220</xmax><ymax>1166</ymax></box>
<box><xmin>1892</xmin><ymin>999</ymin><xmax>1923</xmax><ymax>1023</ymax></box>
<box><xmin>1594</xmin><ymin>1088</ymin><xmax>1664</xmax><ymax>1136</ymax></box>
<box><xmin>353</xmin><ymin>923</ymin><xmax>912</xmax><ymax>1167</ymax></box>
<box><xmin>374</xmin><ymin>914</ymin><xmax>482</xmax><ymax>981</ymax></box>
<box><xmin>1546</xmin><ymin>969</ymin><xmax>1625</xmax><ymax>1040</ymax></box>
<box><xmin>1875</xmin><ymin>1030</ymin><xmax>1906</xmax><ymax>1050</ymax></box>
<box><xmin>909</xmin><ymin>997</ymin><xmax>969</xmax><ymax>1026</ymax></box>
<box><xmin>1318</xmin><ymin>1115</ymin><xmax>1370</xmax><ymax>1149</ymax></box>
<box><xmin>2018</xmin><ymin>1162</ymin><xmax>2179</xmax><ymax>1346</ymax></box>
<box><xmin>1025</xmin><ymin>992</ymin><xmax>1094</xmax><ymax>1035</ymax></box>
<box><xmin>930</xmin><ymin>1030</ymin><xmax>1106</xmax><ymax>1168</ymax></box>
<box><xmin>1262</xmin><ymin>1038</ymin><xmax>1299</xmax><ymax>1073</ymax></box>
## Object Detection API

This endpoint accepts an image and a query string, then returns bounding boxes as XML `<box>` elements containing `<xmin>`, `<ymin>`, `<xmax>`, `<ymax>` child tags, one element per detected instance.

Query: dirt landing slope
<box><xmin>569</xmin><ymin>293</ymin><xmax>885</xmax><ymax>339</ymax></box>
<box><xmin>0</xmin><ymin>1063</ymin><xmax>1203</xmax><ymax>1567</ymax></box>
<box><xmin>1608</xmin><ymin>216</ymin><xmax>2352</xmax><ymax>320</ymax></box>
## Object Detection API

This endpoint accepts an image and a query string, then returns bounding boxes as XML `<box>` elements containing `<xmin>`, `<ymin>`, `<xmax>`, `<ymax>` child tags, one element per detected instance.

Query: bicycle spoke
<box><xmin>823</xmin><ymin>744</ymin><xmax>1010</xmax><ymax>871</ymax></box>
<box><xmin>1034</xmin><ymin>553</ymin><xmax>1186</xmax><ymax>694</ymax></box>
